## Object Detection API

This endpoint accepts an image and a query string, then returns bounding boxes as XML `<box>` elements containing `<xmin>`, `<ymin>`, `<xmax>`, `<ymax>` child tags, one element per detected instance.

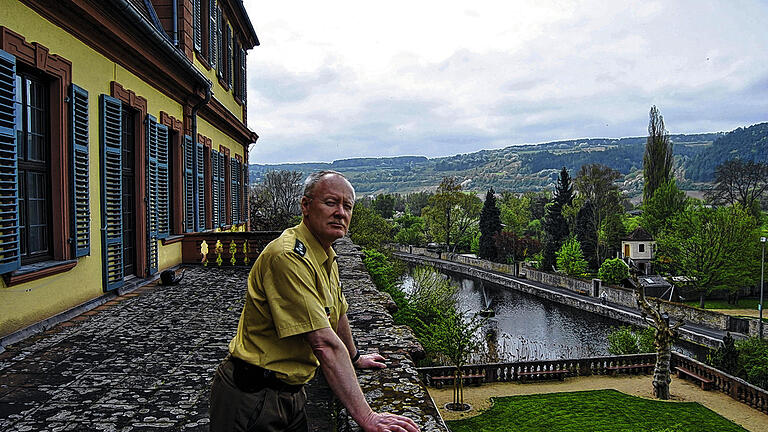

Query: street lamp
<box><xmin>760</xmin><ymin>237</ymin><xmax>766</xmax><ymax>339</ymax></box>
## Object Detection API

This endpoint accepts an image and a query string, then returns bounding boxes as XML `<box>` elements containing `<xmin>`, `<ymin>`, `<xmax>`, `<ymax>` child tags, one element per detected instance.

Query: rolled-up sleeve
<box><xmin>263</xmin><ymin>252</ymin><xmax>330</xmax><ymax>339</ymax></box>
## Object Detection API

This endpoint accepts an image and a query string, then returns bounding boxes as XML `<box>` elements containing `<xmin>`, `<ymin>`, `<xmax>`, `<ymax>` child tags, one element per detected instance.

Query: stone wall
<box><xmin>336</xmin><ymin>238</ymin><xmax>448</xmax><ymax>431</ymax></box>
<box><xmin>523</xmin><ymin>267</ymin><xmax>596</xmax><ymax>295</ymax></box>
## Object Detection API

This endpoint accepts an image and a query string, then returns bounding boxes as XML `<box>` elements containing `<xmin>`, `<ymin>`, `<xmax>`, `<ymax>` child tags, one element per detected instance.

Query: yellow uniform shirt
<box><xmin>228</xmin><ymin>221</ymin><xmax>349</xmax><ymax>385</ymax></box>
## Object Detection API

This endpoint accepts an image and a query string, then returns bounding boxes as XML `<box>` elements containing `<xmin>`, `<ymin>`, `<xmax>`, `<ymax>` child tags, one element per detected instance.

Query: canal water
<box><xmin>401</xmin><ymin>270</ymin><xmax>702</xmax><ymax>362</ymax></box>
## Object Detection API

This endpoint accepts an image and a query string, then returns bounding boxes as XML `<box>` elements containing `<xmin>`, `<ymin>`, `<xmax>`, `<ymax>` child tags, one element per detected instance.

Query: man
<box><xmin>210</xmin><ymin>171</ymin><xmax>420</xmax><ymax>432</ymax></box>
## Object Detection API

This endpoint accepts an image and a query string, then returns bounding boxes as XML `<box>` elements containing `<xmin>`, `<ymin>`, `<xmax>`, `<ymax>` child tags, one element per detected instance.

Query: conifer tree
<box><xmin>643</xmin><ymin>105</ymin><xmax>674</xmax><ymax>204</ymax></box>
<box><xmin>479</xmin><ymin>188</ymin><xmax>502</xmax><ymax>261</ymax></box>
<box><xmin>542</xmin><ymin>168</ymin><xmax>573</xmax><ymax>270</ymax></box>
<box><xmin>575</xmin><ymin>200</ymin><xmax>598</xmax><ymax>270</ymax></box>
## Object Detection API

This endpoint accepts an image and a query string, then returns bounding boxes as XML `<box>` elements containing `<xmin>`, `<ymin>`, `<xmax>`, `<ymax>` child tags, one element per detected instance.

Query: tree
<box><xmin>348</xmin><ymin>203</ymin><xmax>394</xmax><ymax>249</ymax></box>
<box><xmin>479</xmin><ymin>188</ymin><xmax>502</xmax><ymax>261</ymax></box>
<box><xmin>372</xmin><ymin>193</ymin><xmax>396</xmax><ymax>218</ymax></box>
<box><xmin>598</xmin><ymin>258</ymin><xmax>630</xmax><ymax>285</ymax></box>
<box><xmin>643</xmin><ymin>105</ymin><xmax>674</xmax><ymax>204</ymax></box>
<box><xmin>706</xmin><ymin>159</ymin><xmax>768</xmax><ymax>219</ymax></box>
<box><xmin>641</xmin><ymin>179</ymin><xmax>687</xmax><ymax>237</ymax></box>
<box><xmin>541</xmin><ymin>168</ymin><xmax>573</xmax><ymax>270</ymax></box>
<box><xmin>249</xmin><ymin>170</ymin><xmax>303</xmax><ymax>230</ymax></box>
<box><xmin>499</xmin><ymin>192</ymin><xmax>532</xmax><ymax>236</ymax></box>
<box><xmin>636</xmin><ymin>281</ymin><xmax>683</xmax><ymax>400</ymax></box>
<box><xmin>608</xmin><ymin>326</ymin><xmax>655</xmax><ymax>355</ymax></box>
<box><xmin>575</xmin><ymin>163</ymin><xmax>624</xmax><ymax>264</ymax></box>
<box><xmin>495</xmin><ymin>232</ymin><xmax>541</xmax><ymax>263</ymax></box>
<box><xmin>555</xmin><ymin>238</ymin><xmax>588</xmax><ymax>276</ymax></box>
<box><xmin>708</xmin><ymin>333</ymin><xmax>739</xmax><ymax>376</ymax></box>
<box><xmin>574</xmin><ymin>200</ymin><xmax>598</xmax><ymax>269</ymax></box>
<box><xmin>393</xmin><ymin>214</ymin><xmax>426</xmax><ymax>246</ymax></box>
<box><xmin>656</xmin><ymin>205</ymin><xmax>759</xmax><ymax>307</ymax></box>
<box><xmin>422</xmin><ymin>177</ymin><xmax>482</xmax><ymax>252</ymax></box>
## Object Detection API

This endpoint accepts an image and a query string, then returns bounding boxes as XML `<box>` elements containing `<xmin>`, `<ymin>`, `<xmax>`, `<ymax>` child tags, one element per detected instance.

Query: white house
<box><xmin>621</xmin><ymin>227</ymin><xmax>656</xmax><ymax>275</ymax></box>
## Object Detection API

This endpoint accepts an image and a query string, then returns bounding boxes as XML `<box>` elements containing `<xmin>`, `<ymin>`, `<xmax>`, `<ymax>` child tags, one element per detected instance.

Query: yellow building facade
<box><xmin>0</xmin><ymin>0</ymin><xmax>258</xmax><ymax>340</ymax></box>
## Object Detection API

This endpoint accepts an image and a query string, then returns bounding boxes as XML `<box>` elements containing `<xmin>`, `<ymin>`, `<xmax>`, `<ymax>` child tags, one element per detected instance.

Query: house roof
<box><xmin>624</xmin><ymin>227</ymin><xmax>654</xmax><ymax>241</ymax></box>
<box><xmin>631</xmin><ymin>275</ymin><xmax>672</xmax><ymax>289</ymax></box>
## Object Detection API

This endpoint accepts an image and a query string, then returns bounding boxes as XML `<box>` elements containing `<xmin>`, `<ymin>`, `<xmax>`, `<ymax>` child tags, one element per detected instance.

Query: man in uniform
<box><xmin>210</xmin><ymin>171</ymin><xmax>420</xmax><ymax>432</ymax></box>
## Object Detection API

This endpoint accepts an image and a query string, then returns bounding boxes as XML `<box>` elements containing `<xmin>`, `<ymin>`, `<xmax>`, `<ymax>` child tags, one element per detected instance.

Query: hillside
<box><xmin>249</xmin><ymin>122</ymin><xmax>768</xmax><ymax>196</ymax></box>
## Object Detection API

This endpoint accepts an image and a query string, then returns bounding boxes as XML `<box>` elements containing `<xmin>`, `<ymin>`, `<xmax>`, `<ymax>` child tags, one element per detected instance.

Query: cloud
<box><xmin>244</xmin><ymin>0</ymin><xmax>768</xmax><ymax>164</ymax></box>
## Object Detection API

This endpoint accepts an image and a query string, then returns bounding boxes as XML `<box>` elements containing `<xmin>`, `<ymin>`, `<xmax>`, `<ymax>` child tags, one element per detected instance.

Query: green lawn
<box><xmin>445</xmin><ymin>390</ymin><xmax>746</xmax><ymax>432</ymax></box>
<box><xmin>684</xmin><ymin>298</ymin><xmax>760</xmax><ymax>310</ymax></box>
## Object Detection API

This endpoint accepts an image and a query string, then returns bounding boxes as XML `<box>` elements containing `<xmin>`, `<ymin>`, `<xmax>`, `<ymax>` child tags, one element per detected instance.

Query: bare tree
<box><xmin>250</xmin><ymin>170</ymin><xmax>303</xmax><ymax>230</ymax></box>
<box><xmin>706</xmin><ymin>159</ymin><xmax>768</xmax><ymax>217</ymax></box>
<box><xmin>635</xmin><ymin>280</ymin><xmax>683</xmax><ymax>400</ymax></box>
<box><xmin>643</xmin><ymin>106</ymin><xmax>674</xmax><ymax>204</ymax></box>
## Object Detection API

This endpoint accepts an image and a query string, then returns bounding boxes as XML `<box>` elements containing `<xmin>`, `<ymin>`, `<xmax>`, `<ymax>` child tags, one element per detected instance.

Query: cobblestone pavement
<box><xmin>0</xmin><ymin>266</ymin><xmax>333</xmax><ymax>431</ymax></box>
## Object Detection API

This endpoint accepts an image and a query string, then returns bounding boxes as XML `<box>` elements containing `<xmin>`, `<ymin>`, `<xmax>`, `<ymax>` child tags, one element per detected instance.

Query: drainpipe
<box><xmin>172</xmin><ymin>0</ymin><xmax>179</xmax><ymax>46</ymax></box>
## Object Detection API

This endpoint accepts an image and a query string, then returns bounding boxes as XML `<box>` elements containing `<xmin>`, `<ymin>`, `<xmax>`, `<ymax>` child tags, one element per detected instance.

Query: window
<box><xmin>15</xmin><ymin>70</ymin><xmax>52</xmax><ymax>264</ymax></box>
<box><xmin>639</xmin><ymin>243</ymin><xmax>645</xmax><ymax>253</ymax></box>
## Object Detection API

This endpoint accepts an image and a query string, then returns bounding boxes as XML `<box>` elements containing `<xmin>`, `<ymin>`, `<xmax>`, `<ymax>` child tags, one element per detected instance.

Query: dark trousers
<box><xmin>210</xmin><ymin>356</ymin><xmax>308</xmax><ymax>432</ymax></box>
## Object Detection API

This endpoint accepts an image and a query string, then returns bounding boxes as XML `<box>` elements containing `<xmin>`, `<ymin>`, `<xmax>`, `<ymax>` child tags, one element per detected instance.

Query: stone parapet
<box><xmin>335</xmin><ymin>238</ymin><xmax>448</xmax><ymax>431</ymax></box>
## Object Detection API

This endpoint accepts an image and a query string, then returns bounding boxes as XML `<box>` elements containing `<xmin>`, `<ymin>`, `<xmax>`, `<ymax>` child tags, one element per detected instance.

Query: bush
<box><xmin>735</xmin><ymin>337</ymin><xmax>768</xmax><ymax>389</ymax></box>
<box><xmin>555</xmin><ymin>238</ymin><xmax>588</xmax><ymax>276</ymax></box>
<box><xmin>598</xmin><ymin>258</ymin><xmax>630</xmax><ymax>285</ymax></box>
<box><xmin>608</xmin><ymin>326</ymin><xmax>655</xmax><ymax>355</ymax></box>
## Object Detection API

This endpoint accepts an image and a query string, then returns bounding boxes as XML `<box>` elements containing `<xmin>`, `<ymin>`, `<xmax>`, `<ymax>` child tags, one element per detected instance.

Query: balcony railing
<box><xmin>180</xmin><ymin>231</ymin><xmax>281</xmax><ymax>266</ymax></box>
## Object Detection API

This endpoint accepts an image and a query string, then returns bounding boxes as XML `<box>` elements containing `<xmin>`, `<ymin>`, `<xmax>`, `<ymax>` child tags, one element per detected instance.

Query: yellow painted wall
<box><xmin>193</xmin><ymin>52</ymin><xmax>245</xmax><ymax>124</ymax></box>
<box><xmin>0</xmin><ymin>2</ymin><xmax>184</xmax><ymax>336</ymax></box>
<box><xmin>198</xmin><ymin>117</ymin><xmax>246</xmax><ymax>160</ymax></box>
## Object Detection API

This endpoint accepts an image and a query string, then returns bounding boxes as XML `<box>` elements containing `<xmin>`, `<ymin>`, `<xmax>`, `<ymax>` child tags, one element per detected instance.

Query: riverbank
<box><xmin>428</xmin><ymin>375</ymin><xmax>768</xmax><ymax>431</ymax></box>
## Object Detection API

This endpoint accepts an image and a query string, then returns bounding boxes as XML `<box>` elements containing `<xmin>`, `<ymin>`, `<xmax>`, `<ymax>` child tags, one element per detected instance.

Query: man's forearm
<box><xmin>308</xmin><ymin>329</ymin><xmax>372</xmax><ymax>424</ymax></box>
<box><xmin>336</xmin><ymin>314</ymin><xmax>358</xmax><ymax>358</ymax></box>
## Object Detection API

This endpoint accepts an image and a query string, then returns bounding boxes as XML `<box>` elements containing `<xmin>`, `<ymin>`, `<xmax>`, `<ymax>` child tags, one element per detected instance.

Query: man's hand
<box><xmin>355</xmin><ymin>353</ymin><xmax>387</xmax><ymax>369</ymax></box>
<box><xmin>360</xmin><ymin>411</ymin><xmax>420</xmax><ymax>432</ymax></box>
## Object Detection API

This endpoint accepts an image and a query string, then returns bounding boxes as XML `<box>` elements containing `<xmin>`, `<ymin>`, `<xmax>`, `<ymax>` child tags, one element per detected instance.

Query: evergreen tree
<box><xmin>643</xmin><ymin>105</ymin><xmax>674</xmax><ymax>204</ymax></box>
<box><xmin>575</xmin><ymin>200</ymin><xmax>598</xmax><ymax>269</ymax></box>
<box><xmin>542</xmin><ymin>168</ymin><xmax>573</xmax><ymax>270</ymax></box>
<box><xmin>478</xmin><ymin>188</ymin><xmax>502</xmax><ymax>261</ymax></box>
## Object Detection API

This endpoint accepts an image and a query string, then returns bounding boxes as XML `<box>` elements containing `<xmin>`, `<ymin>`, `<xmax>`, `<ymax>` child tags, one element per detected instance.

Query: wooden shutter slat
<box><xmin>184</xmin><ymin>135</ymin><xmax>194</xmax><ymax>232</ymax></box>
<box><xmin>211</xmin><ymin>148</ymin><xmax>219</xmax><ymax>228</ymax></box>
<box><xmin>193</xmin><ymin>0</ymin><xmax>202</xmax><ymax>52</ymax></box>
<box><xmin>145</xmin><ymin>115</ymin><xmax>159</xmax><ymax>275</ymax></box>
<box><xmin>209</xmin><ymin>0</ymin><xmax>217</xmax><ymax>68</ymax></box>
<box><xmin>196</xmin><ymin>141</ymin><xmax>205</xmax><ymax>231</ymax></box>
<box><xmin>157</xmin><ymin>123</ymin><xmax>169</xmax><ymax>238</ymax></box>
<box><xmin>99</xmin><ymin>94</ymin><xmax>123</xmax><ymax>291</ymax></box>
<box><xmin>217</xmin><ymin>151</ymin><xmax>225</xmax><ymax>228</ymax></box>
<box><xmin>0</xmin><ymin>49</ymin><xmax>19</xmax><ymax>275</ymax></box>
<box><xmin>70</xmin><ymin>84</ymin><xmax>90</xmax><ymax>257</ymax></box>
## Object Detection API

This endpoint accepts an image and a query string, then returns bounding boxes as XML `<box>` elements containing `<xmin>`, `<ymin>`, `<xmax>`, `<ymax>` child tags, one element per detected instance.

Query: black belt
<box><xmin>230</xmin><ymin>355</ymin><xmax>304</xmax><ymax>394</ymax></box>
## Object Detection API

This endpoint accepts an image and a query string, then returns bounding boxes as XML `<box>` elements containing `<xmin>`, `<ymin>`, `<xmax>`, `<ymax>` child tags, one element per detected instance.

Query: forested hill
<box><xmin>249</xmin><ymin>122</ymin><xmax>768</xmax><ymax>196</ymax></box>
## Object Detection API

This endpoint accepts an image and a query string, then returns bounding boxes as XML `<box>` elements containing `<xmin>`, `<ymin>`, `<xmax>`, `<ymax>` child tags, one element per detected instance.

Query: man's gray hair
<box><xmin>303</xmin><ymin>170</ymin><xmax>355</xmax><ymax>198</ymax></box>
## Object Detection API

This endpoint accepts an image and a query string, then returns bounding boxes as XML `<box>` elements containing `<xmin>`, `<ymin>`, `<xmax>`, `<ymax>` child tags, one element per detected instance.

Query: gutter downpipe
<box><xmin>172</xmin><ymin>0</ymin><xmax>179</xmax><ymax>46</ymax></box>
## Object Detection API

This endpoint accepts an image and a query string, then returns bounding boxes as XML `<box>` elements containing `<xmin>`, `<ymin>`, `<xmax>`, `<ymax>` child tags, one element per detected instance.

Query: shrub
<box><xmin>608</xmin><ymin>326</ymin><xmax>655</xmax><ymax>355</ymax></box>
<box><xmin>598</xmin><ymin>258</ymin><xmax>630</xmax><ymax>284</ymax></box>
<box><xmin>555</xmin><ymin>238</ymin><xmax>588</xmax><ymax>276</ymax></box>
<box><xmin>735</xmin><ymin>337</ymin><xmax>768</xmax><ymax>389</ymax></box>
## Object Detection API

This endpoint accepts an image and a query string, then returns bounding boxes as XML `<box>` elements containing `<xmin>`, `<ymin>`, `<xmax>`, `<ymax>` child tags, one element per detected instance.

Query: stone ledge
<box><xmin>335</xmin><ymin>238</ymin><xmax>448</xmax><ymax>431</ymax></box>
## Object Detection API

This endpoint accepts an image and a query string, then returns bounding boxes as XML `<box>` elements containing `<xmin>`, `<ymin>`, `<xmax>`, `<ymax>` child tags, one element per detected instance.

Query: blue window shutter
<box><xmin>99</xmin><ymin>95</ymin><xmax>123</xmax><ymax>291</ymax></box>
<box><xmin>211</xmin><ymin>148</ymin><xmax>219</xmax><ymax>228</ymax></box>
<box><xmin>183</xmin><ymin>135</ymin><xmax>194</xmax><ymax>232</ymax></box>
<box><xmin>195</xmin><ymin>140</ymin><xmax>205</xmax><ymax>231</ymax></box>
<box><xmin>0</xmin><ymin>50</ymin><xmax>20</xmax><ymax>275</ymax></box>
<box><xmin>69</xmin><ymin>84</ymin><xmax>90</xmax><ymax>257</ymax></box>
<box><xmin>193</xmin><ymin>0</ymin><xmax>202</xmax><ymax>52</ymax></box>
<box><xmin>209</xmin><ymin>0</ymin><xmax>217</xmax><ymax>68</ymax></box>
<box><xmin>230</xmin><ymin>157</ymin><xmax>237</xmax><ymax>224</ymax></box>
<box><xmin>217</xmin><ymin>151</ymin><xmax>225</xmax><ymax>227</ymax></box>
<box><xmin>216</xmin><ymin>7</ymin><xmax>223</xmax><ymax>78</ymax></box>
<box><xmin>156</xmin><ymin>123</ymin><xmax>169</xmax><ymax>239</ymax></box>
<box><xmin>240</xmin><ymin>47</ymin><xmax>247</xmax><ymax>103</ymax></box>
<box><xmin>242</xmin><ymin>163</ymin><xmax>248</xmax><ymax>223</ymax></box>
<box><xmin>145</xmin><ymin>115</ymin><xmax>159</xmax><ymax>275</ymax></box>
<box><xmin>227</xmin><ymin>25</ymin><xmax>233</xmax><ymax>88</ymax></box>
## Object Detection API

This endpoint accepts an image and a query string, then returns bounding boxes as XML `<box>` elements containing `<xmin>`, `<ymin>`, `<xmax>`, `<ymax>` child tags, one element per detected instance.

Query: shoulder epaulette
<box><xmin>293</xmin><ymin>239</ymin><xmax>306</xmax><ymax>257</ymax></box>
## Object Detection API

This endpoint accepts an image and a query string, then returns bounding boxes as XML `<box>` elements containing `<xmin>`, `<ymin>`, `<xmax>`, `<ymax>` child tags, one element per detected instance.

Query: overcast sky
<box><xmin>242</xmin><ymin>0</ymin><xmax>768</xmax><ymax>165</ymax></box>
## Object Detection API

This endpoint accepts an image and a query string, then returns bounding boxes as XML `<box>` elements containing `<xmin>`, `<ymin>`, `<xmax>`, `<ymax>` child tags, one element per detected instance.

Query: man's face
<box><xmin>301</xmin><ymin>175</ymin><xmax>355</xmax><ymax>248</ymax></box>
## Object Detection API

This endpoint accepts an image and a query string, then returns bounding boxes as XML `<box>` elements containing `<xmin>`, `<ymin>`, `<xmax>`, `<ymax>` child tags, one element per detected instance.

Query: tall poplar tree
<box><xmin>479</xmin><ymin>188</ymin><xmax>502</xmax><ymax>261</ymax></box>
<box><xmin>542</xmin><ymin>167</ymin><xmax>573</xmax><ymax>271</ymax></box>
<box><xmin>643</xmin><ymin>105</ymin><xmax>674</xmax><ymax>204</ymax></box>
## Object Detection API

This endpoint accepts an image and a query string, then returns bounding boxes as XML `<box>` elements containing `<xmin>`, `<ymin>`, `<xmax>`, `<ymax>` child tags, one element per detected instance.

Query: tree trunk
<box><xmin>699</xmin><ymin>293</ymin><xmax>705</xmax><ymax>308</ymax></box>
<box><xmin>653</xmin><ymin>331</ymin><xmax>673</xmax><ymax>400</ymax></box>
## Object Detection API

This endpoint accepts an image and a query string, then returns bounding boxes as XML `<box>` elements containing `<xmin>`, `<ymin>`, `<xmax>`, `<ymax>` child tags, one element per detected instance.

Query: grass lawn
<box><xmin>445</xmin><ymin>390</ymin><xmax>747</xmax><ymax>432</ymax></box>
<box><xmin>684</xmin><ymin>298</ymin><xmax>760</xmax><ymax>310</ymax></box>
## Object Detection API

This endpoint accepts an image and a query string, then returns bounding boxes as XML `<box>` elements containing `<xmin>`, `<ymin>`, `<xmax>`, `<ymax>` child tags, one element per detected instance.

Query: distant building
<box><xmin>0</xmin><ymin>0</ymin><xmax>258</xmax><ymax>338</ymax></box>
<box><xmin>621</xmin><ymin>227</ymin><xmax>656</xmax><ymax>275</ymax></box>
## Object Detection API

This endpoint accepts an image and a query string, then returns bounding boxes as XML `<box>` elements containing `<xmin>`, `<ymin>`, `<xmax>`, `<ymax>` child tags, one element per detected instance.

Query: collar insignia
<box><xmin>294</xmin><ymin>239</ymin><xmax>306</xmax><ymax>257</ymax></box>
